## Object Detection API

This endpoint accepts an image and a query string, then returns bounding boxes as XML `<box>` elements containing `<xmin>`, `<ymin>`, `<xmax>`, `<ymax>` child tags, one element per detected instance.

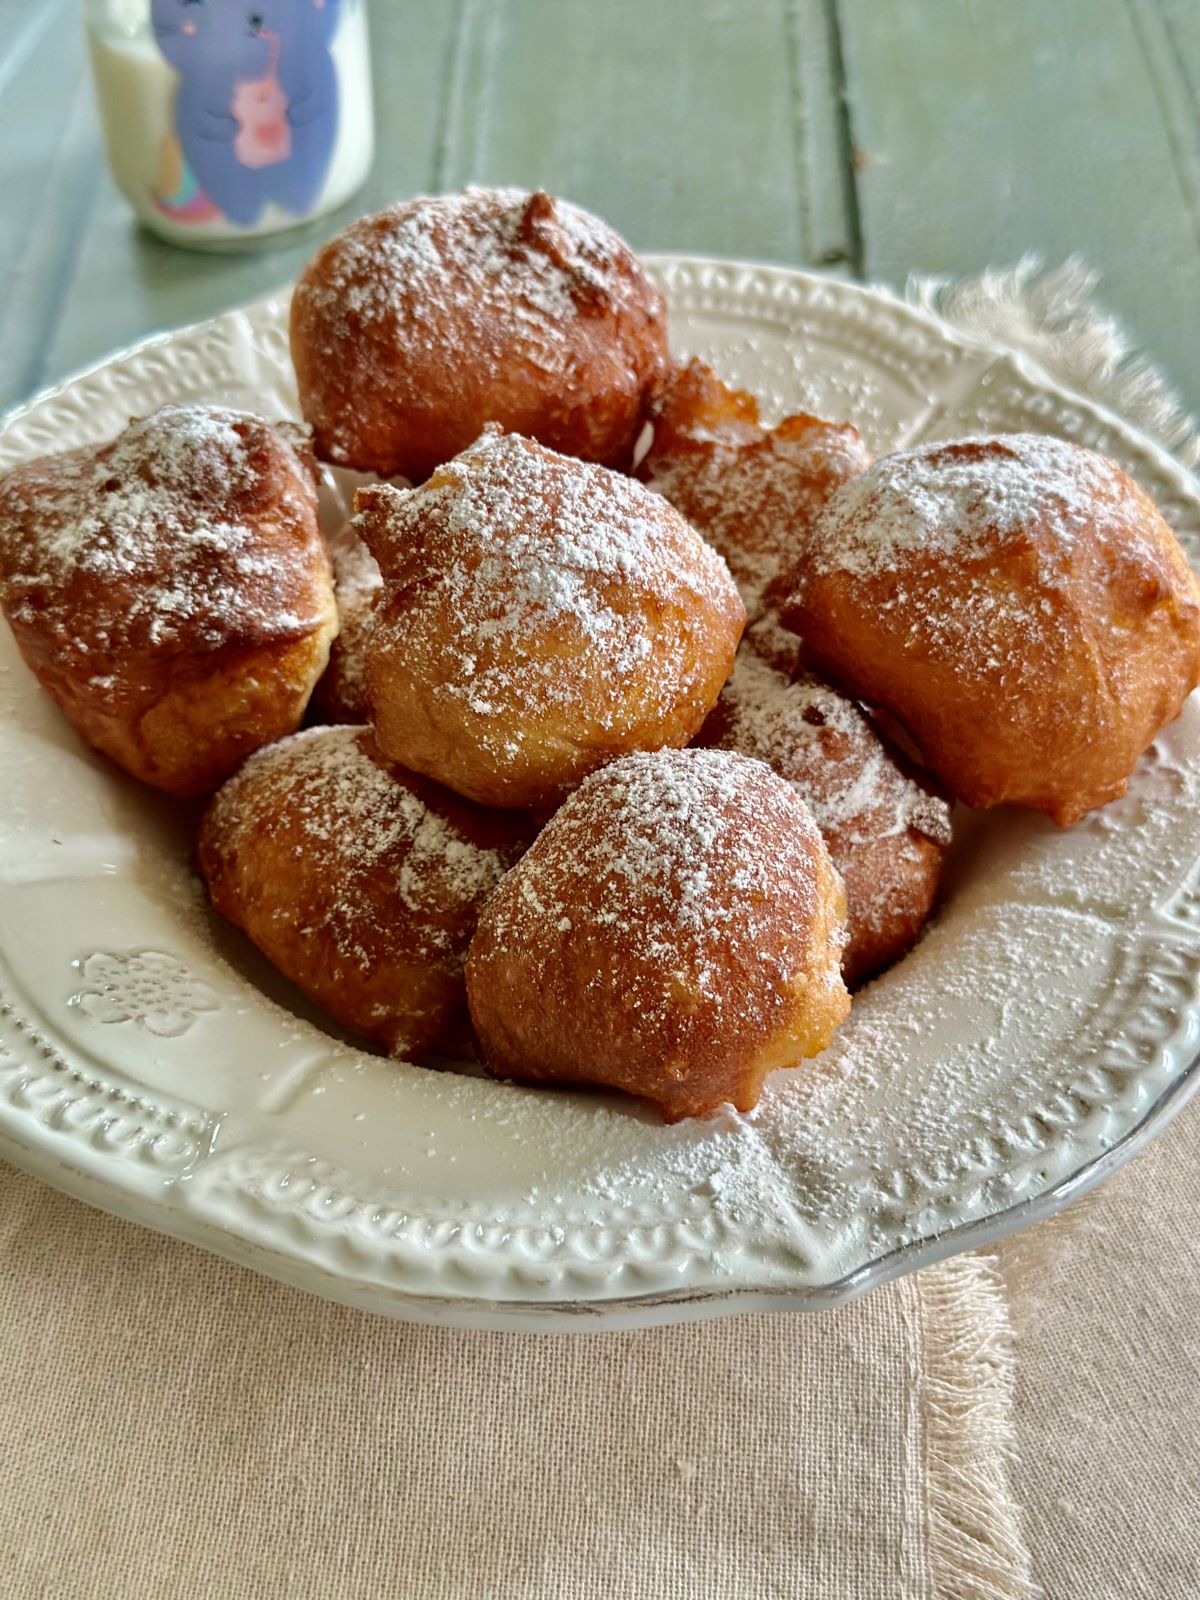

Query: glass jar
<box><xmin>85</xmin><ymin>0</ymin><xmax>374</xmax><ymax>249</ymax></box>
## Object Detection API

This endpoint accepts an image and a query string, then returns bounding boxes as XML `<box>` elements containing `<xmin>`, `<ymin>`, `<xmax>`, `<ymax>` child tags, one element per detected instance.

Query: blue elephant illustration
<box><xmin>151</xmin><ymin>0</ymin><xmax>342</xmax><ymax>227</ymax></box>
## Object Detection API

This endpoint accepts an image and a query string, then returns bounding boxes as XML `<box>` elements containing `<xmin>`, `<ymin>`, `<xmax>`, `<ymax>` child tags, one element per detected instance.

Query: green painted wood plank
<box><xmin>0</xmin><ymin>0</ymin><xmax>98</xmax><ymax>405</ymax></box>
<box><xmin>1155</xmin><ymin>0</ymin><xmax>1200</xmax><ymax>104</ymax></box>
<box><xmin>1129</xmin><ymin>0</ymin><xmax>1200</xmax><ymax>239</ymax></box>
<box><xmin>0</xmin><ymin>0</ymin><xmax>29</xmax><ymax>32</ymax></box>
<box><xmin>837</xmin><ymin>0</ymin><xmax>1200</xmax><ymax>414</ymax></box>
<box><xmin>31</xmin><ymin>3</ymin><xmax>461</xmax><ymax>399</ymax></box>
<box><xmin>435</xmin><ymin>0</ymin><xmax>854</xmax><ymax>267</ymax></box>
<box><xmin>0</xmin><ymin>0</ymin><xmax>62</xmax><ymax>95</ymax></box>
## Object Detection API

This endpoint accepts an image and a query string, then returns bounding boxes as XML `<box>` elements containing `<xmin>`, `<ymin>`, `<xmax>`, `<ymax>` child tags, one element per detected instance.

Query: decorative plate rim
<box><xmin>3</xmin><ymin>1041</ymin><xmax>1196</xmax><ymax>1330</ymax></box>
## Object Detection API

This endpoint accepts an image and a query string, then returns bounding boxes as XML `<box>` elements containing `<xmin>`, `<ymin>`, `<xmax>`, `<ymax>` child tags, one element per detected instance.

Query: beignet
<box><xmin>466</xmin><ymin>748</ymin><xmax>850</xmax><ymax>1121</ymax></box>
<box><xmin>639</xmin><ymin>357</ymin><xmax>871</xmax><ymax>615</ymax></box>
<box><xmin>782</xmin><ymin>434</ymin><xmax>1200</xmax><ymax>825</ymax></box>
<box><xmin>199</xmin><ymin>725</ymin><xmax>529</xmax><ymax>1058</ymax></box>
<box><xmin>0</xmin><ymin>405</ymin><xmax>336</xmax><ymax>797</ymax></box>
<box><xmin>308</xmin><ymin>521</ymin><xmax>381</xmax><ymax>725</ymax></box>
<box><xmin>697</xmin><ymin>648</ymin><xmax>951</xmax><ymax>986</ymax></box>
<box><xmin>290</xmin><ymin>187</ymin><xmax>669</xmax><ymax>481</ymax></box>
<box><xmin>357</xmin><ymin>429</ymin><xmax>745</xmax><ymax>809</ymax></box>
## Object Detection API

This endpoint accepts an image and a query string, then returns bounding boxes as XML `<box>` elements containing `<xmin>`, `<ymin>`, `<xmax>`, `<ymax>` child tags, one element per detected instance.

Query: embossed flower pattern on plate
<box><xmin>71</xmin><ymin>950</ymin><xmax>221</xmax><ymax>1039</ymax></box>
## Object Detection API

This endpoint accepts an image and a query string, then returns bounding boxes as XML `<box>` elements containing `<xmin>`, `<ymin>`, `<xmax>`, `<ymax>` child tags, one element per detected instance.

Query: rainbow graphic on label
<box><xmin>152</xmin><ymin>132</ymin><xmax>222</xmax><ymax>222</ymax></box>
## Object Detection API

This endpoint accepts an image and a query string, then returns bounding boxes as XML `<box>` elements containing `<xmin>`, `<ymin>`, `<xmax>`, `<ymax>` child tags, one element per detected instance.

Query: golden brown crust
<box><xmin>199</xmin><ymin>726</ymin><xmax>531</xmax><ymax>1058</ymax></box>
<box><xmin>290</xmin><ymin>187</ymin><xmax>670</xmax><ymax>481</ymax></box>
<box><xmin>308</xmin><ymin>522</ymin><xmax>380</xmax><ymax>725</ymax></box>
<box><xmin>465</xmin><ymin>748</ymin><xmax>850</xmax><ymax>1121</ymax></box>
<box><xmin>782</xmin><ymin>435</ymin><xmax>1200</xmax><ymax>826</ymax></box>
<box><xmin>357</xmin><ymin>429</ymin><xmax>745</xmax><ymax>810</ymax></box>
<box><xmin>0</xmin><ymin>405</ymin><xmax>337</xmax><ymax>797</ymax></box>
<box><xmin>639</xmin><ymin>358</ymin><xmax>871</xmax><ymax>614</ymax></box>
<box><xmin>696</xmin><ymin>647</ymin><xmax>951</xmax><ymax>987</ymax></box>
<box><xmin>74</xmin><ymin>630</ymin><xmax>336</xmax><ymax>798</ymax></box>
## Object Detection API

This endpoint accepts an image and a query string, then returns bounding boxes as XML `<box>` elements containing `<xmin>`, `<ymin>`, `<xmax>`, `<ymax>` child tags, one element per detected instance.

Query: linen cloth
<box><xmin>0</xmin><ymin>1160</ymin><xmax>1022</xmax><ymax>1600</ymax></box>
<box><xmin>1002</xmin><ymin>1105</ymin><xmax>1200</xmax><ymax>1598</ymax></box>
<box><xmin>3</xmin><ymin>263</ymin><xmax>1199</xmax><ymax>1599</ymax></box>
<box><xmin>7</xmin><ymin>1112</ymin><xmax>1200</xmax><ymax>1599</ymax></box>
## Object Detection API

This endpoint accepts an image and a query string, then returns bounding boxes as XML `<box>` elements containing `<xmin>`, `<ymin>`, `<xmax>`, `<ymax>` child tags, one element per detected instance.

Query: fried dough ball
<box><xmin>290</xmin><ymin>187</ymin><xmax>669</xmax><ymax>482</ymax></box>
<box><xmin>0</xmin><ymin>406</ymin><xmax>336</xmax><ymax>798</ymax></box>
<box><xmin>697</xmin><ymin>648</ymin><xmax>951</xmax><ymax>987</ymax></box>
<box><xmin>639</xmin><ymin>358</ymin><xmax>871</xmax><ymax>615</ymax></box>
<box><xmin>466</xmin><ymin>748</ymin><xmax>850</xmax><ymax>1122</ymax></box>
<box><xmin>199</xmin><ymin>726</ymin><xmax>530</xmax><ymax>1059</ymax></box>
<box><xmin>308</xmin><ymin>522</ymin><xmax>381</xmax><ymax>725</ymax></box>
<box><xmin>357</xmin><ymin>429</ymin><xmax>745</xmax><ymax>810</ymax></box>
<box><xmin>782</xmin><ymin>434</ymin><xmax>1200</xmax><ymax>826</ymax></box>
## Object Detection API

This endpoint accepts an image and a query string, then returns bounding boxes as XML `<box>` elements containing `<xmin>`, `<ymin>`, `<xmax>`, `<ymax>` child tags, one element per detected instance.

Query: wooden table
<box><xmin>1</xmin><ymin>0</ymin><xmax>1198</xmax><ymax>417</ymax></box>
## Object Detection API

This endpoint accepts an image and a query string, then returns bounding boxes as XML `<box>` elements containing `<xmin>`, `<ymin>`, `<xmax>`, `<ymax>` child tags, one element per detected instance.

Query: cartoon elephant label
<box><xmin>86</xmin><ymin>0</ymin><xmax>373</xmax><ymax>245</ymax></box>
<box><xmin>150</xmin><ymin>0</ymin><xmax>344</xmax><ymax>227</ymax></box>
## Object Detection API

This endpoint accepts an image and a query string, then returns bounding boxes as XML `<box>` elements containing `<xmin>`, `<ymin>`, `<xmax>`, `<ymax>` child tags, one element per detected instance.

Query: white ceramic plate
<box><xmin>2</xmin><ymin>258</ymin><xmax>1199</xmax><ymax>1332</ymax></box>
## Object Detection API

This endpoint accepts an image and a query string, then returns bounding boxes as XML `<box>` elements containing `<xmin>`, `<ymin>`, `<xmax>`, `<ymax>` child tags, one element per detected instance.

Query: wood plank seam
<box><xmin>821</xmin><ymin>0</ymin><xmax>864</xmax><ymax>276</ymax></box>
<box><xmin>21</xmin><ymin>153</ymin><xmax>106</xmax><ymax>399</ymax></box>
<box><xmin>1154</xmin><ymin>0</ymin><xmax>1200</xmax><ymax>112</ymax></box>
<box><xmin>432</xmin><ymin>0</ymin><xmax>473</xmax><ymax>192</ymax></box>
<box><xmin>433</xmin><ymin>0</ymin><xmax>504</xmax><ymax>192</ymax></box>
<box><xmin>472</xmin><ymin>0</ymin><xmax>504</xmax><ymax>185</ymax></box>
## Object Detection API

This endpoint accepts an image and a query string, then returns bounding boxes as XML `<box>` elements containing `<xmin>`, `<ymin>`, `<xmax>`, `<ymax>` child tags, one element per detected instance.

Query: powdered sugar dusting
<box><xmin>298</xmin><ymin>187</ymin><xmax>648</xmax><ymax>389</ymax></box>
<box><xmin>206</xmin><ymin>726</ymin><xmax>517</xmax><ymax>973</ymax></box>
<box><xmin>481</xmin><ymin>748</ymin><xmax>838</xmax><ymax>1035</ymax></box>
<box><xmin>792</xmin><ymin>431</ymin><xmax>1199</xmax><ymax>737</ymax></box>
<box><xmin>0</xmin><ymin>405</ymin><xmax>326</xmax><ymax>695</ymax></box>
<box><xmin>5</xmin><ymin>256</ymin><xmax>1200</xmax><ymax>1307</ymax></box>
<box><xmin>572</xmin><ymin>719</ymin><xmax>1200</xmax><ymax>1253</ymax></box>
<box><xmin>578</xmin><ymin>886</ymin><xmax>1173</xmax><ymax>1256</ymax></box>
<box><xmin>808</xmin><ymin>432</ymin><xmax>1131</xmax><ymax>579</ymax></box>
<box><xmin>704</xmin><ymin>648</ymin><xmax>949</xmax><ymax>845</ymax></box>
<box><xmin>699</xmin><ymin>650</ymin><xmax>950</xmax><ymax>969</ymax></box>
<box><xmin>360</xmin><ymin>430</ymin><xmax>743</xmax><ymax>754</ymax></box>
<box><xmin>640</xmin><ymin>360</ymin><xmax>871</xmax><ymax>613</ymax></box>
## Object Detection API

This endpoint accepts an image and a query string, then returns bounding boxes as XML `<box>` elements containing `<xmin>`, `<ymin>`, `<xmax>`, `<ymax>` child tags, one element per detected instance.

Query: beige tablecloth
<box><xmin>0</xmin><ymin>1160</ymin><xmax>987</xmax><ymax>1599</ymax></box>
<box><xmin>3</xmin><ymin>1104</ymin><xmax>1199</xmax><ymax>1599</ymax></box>
<box><xmin>1001</xmin><ymin>1104</ymin><xmax>1200</xmax><ymax>1599</ymax></box>
<box><xmin>3</xmin><ymin>263</ymin><xmax>1200</xmax><ymax>1598</ymax></box>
